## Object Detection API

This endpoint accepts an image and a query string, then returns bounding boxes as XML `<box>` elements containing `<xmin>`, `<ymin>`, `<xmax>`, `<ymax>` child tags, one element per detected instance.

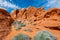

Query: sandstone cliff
<box><xmin>0</xmin><ymin>7</ymin><xmax>60</xmax><ymax>40</ymax></box>
<box><xmin>11</xmin><ymin>7</ymin><xmax>60</xmax><ymax>29</ymax></box>
<box><xmin>0</xmin><ymin>9</ymin><xmax>14</xmax><ymax>40</ymax></box>
<box><xmin>10</xmin><ymin>7</ymin><xmax>60</xmax><ymax>40</ymax></box>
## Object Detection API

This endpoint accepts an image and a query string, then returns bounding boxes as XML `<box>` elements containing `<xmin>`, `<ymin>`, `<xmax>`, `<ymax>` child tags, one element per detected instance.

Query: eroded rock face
<box><xmin>17</xmin><ymin>8</ymin><xmax>27</xmax><ymax>21</ymax></box>
<box><xmin>42</xmin><ymin>8</ymin><xmax>60</xmax><ymax>29</ymax></box>
<box><xmin>10</xmin><ymin>9</ymin><xmax>19</xmax><ymax>20</ymax></box>
<box><xmin>0</xmin><ymin>9</ymin><xmax>14</xmax><ymax>40</ymax></box>
<box><xmin>11</xmin><ymin>7</ymin><xmax>60</xmax><ymax>30</ymax></box>
<box><xmin>9</xmin><ymin>7</ymin><xmax>60</xmax><ymax>40</ymax></box>
<box><xmin>17</xmin><ymin>7</ymin><xmax>45</xmax><ymax>24</ymax></box>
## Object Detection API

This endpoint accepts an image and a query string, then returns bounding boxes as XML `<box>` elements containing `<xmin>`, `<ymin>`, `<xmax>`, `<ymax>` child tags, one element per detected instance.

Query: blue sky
<box><xmin>0</xmin><ymin>0</ymin><xmax>60</xmax><ymax>12</ymax></box>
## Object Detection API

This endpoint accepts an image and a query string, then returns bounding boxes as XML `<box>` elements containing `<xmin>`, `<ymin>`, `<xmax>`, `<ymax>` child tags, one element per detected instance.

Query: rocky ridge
<box><xmin>0</xmin><ymin>7</ymin><xmax>60</xmax><ymax>40</ymax></box>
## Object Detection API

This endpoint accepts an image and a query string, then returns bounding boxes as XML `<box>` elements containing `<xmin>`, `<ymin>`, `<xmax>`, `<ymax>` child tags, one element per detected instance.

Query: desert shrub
<box><xmin>12</xmin><ymin>34</ymin><xmax>30</xmax><ymax>40</ymax></box>
<box><xmin>28</xmin><ymin>29</ymin><xmax>33</xmax><ymax>32</ymax></box>
<box><xmin>22</xmin><ymin>28</ymin><xmax>33</xmax><ymax>32</ymax></box>
<box><xmin>22</xmin><ymin>28</ymin><xmax>28</xmax><ymax>31</ymax></box>
<box><xmin>12</xmin><ymin>20</ymin><xmax>26</xmax><ymax>30</ymax></box>
<box><xmin>33</xmin><ymin>30</ymin><xmax>57</xmax><ymax>40</ymax></box>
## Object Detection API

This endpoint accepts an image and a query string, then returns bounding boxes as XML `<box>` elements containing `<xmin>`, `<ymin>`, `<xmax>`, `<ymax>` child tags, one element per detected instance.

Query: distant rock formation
<box><xmin>0</xmin><ymin>9</ymin><xmax>14</xmax><ymax>40</ymax></box>
<box><xmin>10</xmin><ymin>9</ymin><xmax>19</xmax><ymax>20</ymax></box>
<box><xmin>11</xmin><ymin>7</ymin><xmax>60</xmax><ymax>30</ymax></box>
<box><xmin>41</xmin><ymin>8</ymin><xmax>60</xmax><ymax>29</ymax></box>
<box><xmin>10</xmin><ymin>7</ymin><xmax>45</xmax><ymax>24</ymax></box>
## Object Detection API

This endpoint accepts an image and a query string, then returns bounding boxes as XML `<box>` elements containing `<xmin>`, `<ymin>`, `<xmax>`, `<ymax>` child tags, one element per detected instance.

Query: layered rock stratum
<box><xmin>11</xmin><ymin>7</ymin><xmax>60</xmax><ymax>29</ymax></box>
<box><xmin>10</xmin><ymin>7</ymin><xmax>60</xmax><ymax>40</ymax></box>
<box><xmin>0</xmin><ymin>7</ymin><xmax>60</xmax><ymax>40</ymax></box>
<box><xmin>0</xmin><ymin>9</ymin><xmax>14</xmax><ymax>40</ymax></box>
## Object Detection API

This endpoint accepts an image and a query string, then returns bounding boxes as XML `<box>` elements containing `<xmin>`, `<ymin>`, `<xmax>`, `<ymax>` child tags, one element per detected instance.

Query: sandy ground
<box><xmin>4</xmin><ymin>25</ymin><xmax>60</xmax><ymax>40</ymax></box>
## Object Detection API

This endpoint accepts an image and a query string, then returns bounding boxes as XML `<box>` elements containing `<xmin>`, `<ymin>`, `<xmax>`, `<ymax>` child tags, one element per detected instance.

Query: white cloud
<box><xmin>46</xmin><ymin>0</ymin><xmax>56</xmax><ymax>7</ymax></box>
<box><xmin>51</xmin><ymin>0</ymin><xmax>60</xmax><ymax>8</ymax></box>
<box><xmin>45</xmin><ymin>0</ymin><xmax>60</xmax><ymax>8</ymax></box>
<box><xmin>0</xmin><ymin>0</ymin><xmax>20</xmax><ymax>9</ymax></box>
<box><xmin>0</xmin><ymin>7</ymin><xmax>7</xmax><ymax>10</ymax></box>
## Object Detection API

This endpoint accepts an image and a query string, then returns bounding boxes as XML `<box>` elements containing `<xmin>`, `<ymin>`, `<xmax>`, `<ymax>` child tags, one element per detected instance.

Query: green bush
<box><xmin>12</xmin><ymin>34</ymin><xmax>30</xmax><ymax>40</ymax></box>
<box><xmin>22</xmin><ymin>28</ymin><xmax>28</xmax><ymax>31</ymax></box>
<box><xmin>12</xmin><ymin>20</ymin><xmax>26</xmax><ymax>30</ymax></box>
<box><xmin>28</xmin><ymin>29</ymin><xmax>33</xmax><ymax>32</ymax></box>
<box><xmin>33</xmin><ymin>30</ymin><xmax>57</xmax><ymax>40</ymax></box>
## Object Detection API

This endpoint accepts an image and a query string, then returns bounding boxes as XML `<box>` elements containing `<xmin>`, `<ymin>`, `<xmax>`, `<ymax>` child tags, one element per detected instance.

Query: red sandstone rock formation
<box><xmin>42</xmin><ymin>8</ymin><xmax>60</xmax><ymax>28</ymax></box>
<box><xmin>6</xmin><ymin>7</ymin><xmax>60</xmax><ymax>40</ymax></box>
<box><xmin>11</xmin><ymin>7</ymin><xmax>60</xmax><ymax>29</ymax></box>
<box><xmin>0</xmin><ymin>9</ymin><xmax>14</xmax><ymax>40</ymax></box>
<box><xmin>10</xmin><ymin>9</ymin><xmax>19</xmax><ymax>20</ymax></box>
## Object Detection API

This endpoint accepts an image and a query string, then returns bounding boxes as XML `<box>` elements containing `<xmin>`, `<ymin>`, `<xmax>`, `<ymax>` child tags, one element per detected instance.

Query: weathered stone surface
<box><xmin>11</xmin><ymin>7</ymin><xmax>60</xmax><ymax>30</ymax></box>
<box><xmin>0</xmin><ymin>9</ymin><xmax>14</xmax><ymax>40</ymax></box>
<box><xmin>10</xmin><ymin>9</ymin><xmax>19</xmax><ymax>20</ymax></box>
<box><xmin>17</xmin><ymin>8</ymin><xmax>27</xmax><ymax>21</ymax></box>
<box><xmin>5</xmin><ymin>7</ymin><xmax>60</xmax><ymax>40</ymax></box>
<box><xmin>42</xmin><ymin>8</ymin><xmax>60</xmax><ymax>29</ymax></box>
<box><xmin>16</xmin><ymin>7</ymin><xmax>45</xmax><ymax>25</ymax></box>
